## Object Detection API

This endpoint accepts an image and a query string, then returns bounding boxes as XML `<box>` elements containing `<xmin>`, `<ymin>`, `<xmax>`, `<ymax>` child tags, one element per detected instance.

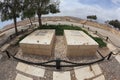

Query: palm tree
<box><xmin>0</xmin><ymin>0</ymin><xmax>23</xmax><ymax>35</ymax></box>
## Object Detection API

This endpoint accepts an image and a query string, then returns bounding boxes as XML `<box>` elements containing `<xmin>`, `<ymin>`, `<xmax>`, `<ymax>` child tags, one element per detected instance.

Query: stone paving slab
<box><xmin>53</xmin><ymin>71</ymin><xmax>71</xmax><ymax>80</ymax></box>
<box><xmin>74</xmin><ymin>66</ymin><xmax>94</xmax><ymax>80</ymax></box>
<box><xmin>107</xmin><ymin>43</ymin><xmax>116</xmax><ymax>51</ymax></box>
<box><xmin>115</xmin><ymin>55</ymin><xmax>120</xmax><ymax>64</ymax></box>
<box><xmin>16</xmin><ymin>62</ymin><xmax>45</xmax><ymax>77</ymax></box>
<box><xmin>91</xmin><ymin>64</ymin><xmax>102</xmax><ymax>75</ymax></box>
<box><xmin>93</xmin><ymin>75</ymin><xmax>105</xmax><ymax>80</ymax></box>
<box><xmin>15</xmin><ymin>73</ymin><xmax>33</xmax><ymax>80</ymax></box>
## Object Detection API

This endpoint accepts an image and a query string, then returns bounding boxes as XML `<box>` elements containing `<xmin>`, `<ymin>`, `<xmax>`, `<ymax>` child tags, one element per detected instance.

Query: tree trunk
<box><xmin>13</xmin><ymin>16</ymin><xmax>18</xmax><ymax>35</ymax></box>
<box><xmin>38</xmin><ymin>14</ymin><xmax>42</xmax><ymax>27</ymax></box>
<box><xmin>29</xmin><ymin>17</ymin><xmax>33</xmax><ymax>26</ymax></box>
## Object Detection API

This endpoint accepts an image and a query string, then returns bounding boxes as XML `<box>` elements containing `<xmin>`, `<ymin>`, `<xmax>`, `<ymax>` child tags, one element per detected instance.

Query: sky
<box><xmin>0</xmin><ymin>0</ymin><xmax>120</xmax><ymax>29</ymax></box>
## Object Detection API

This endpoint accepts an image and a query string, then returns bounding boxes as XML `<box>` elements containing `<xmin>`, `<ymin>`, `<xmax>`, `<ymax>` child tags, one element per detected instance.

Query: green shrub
<box><xmin>15</xmin><ymin>34</ymin><xmax>28</xmax><ymax>46</ymax></box>
<box><xmin>91</xmin><ymin>37</ymin><xmax>107</xmax><ymax>47</ymax></box>
<box><xmin>39</xmin><ymin>25</ymin><xmax>83</xmax><ymax>35</ymax></box>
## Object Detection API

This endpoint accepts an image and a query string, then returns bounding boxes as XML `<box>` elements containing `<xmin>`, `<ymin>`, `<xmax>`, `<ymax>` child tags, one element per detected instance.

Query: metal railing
<box><xmin>5</xmin><ymin>50</ymin><xmax>113</xmax><ymax>70</ymax></box>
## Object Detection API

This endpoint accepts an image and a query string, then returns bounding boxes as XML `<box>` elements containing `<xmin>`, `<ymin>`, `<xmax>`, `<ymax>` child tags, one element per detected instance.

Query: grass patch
<box><xmin>91</xmin><ymin>37</ymin><xmax>107</xmax><ymax>47</ymax></box>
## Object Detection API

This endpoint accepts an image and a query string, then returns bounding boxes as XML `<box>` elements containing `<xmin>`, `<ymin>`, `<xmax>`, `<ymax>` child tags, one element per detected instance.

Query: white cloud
<box><xmin>45</xmin><ymin>0</ymin><xmax>120</xmax><ymax>23</ymax></box>
<box><xmin>112</xmin><ymin>0</ymin><xmax>120</xmax><ymax>5</ymax></box>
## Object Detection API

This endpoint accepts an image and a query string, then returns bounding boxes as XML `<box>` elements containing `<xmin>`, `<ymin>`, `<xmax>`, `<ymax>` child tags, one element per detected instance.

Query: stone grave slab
<box><xmin>20</xmin><ymin>30</ymin><xmax>55</xmax><ymax>56</ymax></box>
<box><xmin>64</xmin><ymin>30</ymin><xmax>98</xmax><ymax>57</ymax></box>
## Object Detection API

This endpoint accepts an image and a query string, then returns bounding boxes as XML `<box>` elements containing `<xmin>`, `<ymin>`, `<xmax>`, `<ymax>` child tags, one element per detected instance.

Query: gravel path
<box><xmin>54</xmin><ymin>36</ymin><xmax>67</xmax><ymax>59</ymax></box>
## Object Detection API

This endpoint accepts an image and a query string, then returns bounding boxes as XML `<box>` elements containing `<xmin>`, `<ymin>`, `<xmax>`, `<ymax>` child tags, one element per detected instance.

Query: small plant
<box><xmin>91</xmin><ymin>37</ymin><xmax>107</xmax><ymax>47</ymax></box>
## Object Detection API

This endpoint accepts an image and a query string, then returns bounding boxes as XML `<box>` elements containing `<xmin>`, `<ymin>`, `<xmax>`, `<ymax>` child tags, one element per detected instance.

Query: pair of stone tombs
<box><xmin>20</xmin><ymin>29</ymin><xmax>98</xmax><ymax>57</ymax></box>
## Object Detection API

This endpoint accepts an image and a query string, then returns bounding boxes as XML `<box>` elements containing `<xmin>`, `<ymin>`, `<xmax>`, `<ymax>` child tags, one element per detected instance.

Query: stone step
<box><xmin>16</xmin><ymin>62</ymin><xmax>45</xmax><ymax>77</ymax></box>
<box><xmin>107</xmin><ymin>43</ymin><xmax>116</xmax><ymax>51</ymax></box>
<box><xmin>74</xmin><ymin>64</ymin><xmax>105</xmax><ymax>80</ymax></box>
<box><xmin>91</xmin><ymin>64</ymin><xmax>102</xmax><ymax>75</ymax></box>
<box><xmin>74</xmin><ymin>66</ymin><xmax>94</xmax><ymax>80</ymax></box>
<box><xmin>115</xmin><ymin>55</ymin><xmax>120</xmax><ymax>64</ymax></box>
<box><xmin>93</xmin><ymin>75</ymin><xmax>105</xmax><ymax>80</ymax></box>
<box><xmin>15</xmin><ymin>73</ymin><xmax>33</xmax><ymax>80</ymax></box>
<box><xmin>53</xmin><ymin>71</ymin><xmax>71</xmax><ymax>80</ymax></box>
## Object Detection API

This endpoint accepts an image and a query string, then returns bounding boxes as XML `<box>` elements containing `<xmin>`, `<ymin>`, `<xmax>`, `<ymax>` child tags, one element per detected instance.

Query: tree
<box><xmin>109</xmin><ymin>20</ymin><xmax>120</xmax><ymax>29</ymax></box>
<box><xmin>87</xmin><ymin>15</ymin><xmax>97</xmax><ymax>21</ymax></box>
<box><xmin>0</xmin><ymin>0</ymin><xmax>23</xmax><ymax>35</ymax></box>
<box><xmin>21</xmin><ymin>0</ymin><xmax>36</xmax><ymax>26</ymax></box>
<box><xmin>24</xmin><ymin>0</ymin><xmax>60</xmax><ymax>27</ymax></box>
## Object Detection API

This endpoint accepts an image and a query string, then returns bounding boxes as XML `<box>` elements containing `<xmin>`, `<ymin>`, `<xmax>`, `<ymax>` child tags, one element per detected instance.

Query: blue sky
<box><xmin>79</xmin><ymin>0</ymin><xmax>117</xmax><ymax>9</ymax></box>
<box><xmin>0</xmin><ymin>0</ymin><xmax>120</xmax><ymax>29</ymax></box>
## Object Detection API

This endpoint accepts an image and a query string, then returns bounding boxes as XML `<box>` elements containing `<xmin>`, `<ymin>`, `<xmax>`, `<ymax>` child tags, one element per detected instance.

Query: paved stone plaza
<box><xmin>15</xmin><ymin>62</ymin><xmax>105</xmax><ymax>80</ymax></box>
<box><xmin>0</xmin><ymin>36</ymin><xmax>120</xmax><ymax>80</ymax></box>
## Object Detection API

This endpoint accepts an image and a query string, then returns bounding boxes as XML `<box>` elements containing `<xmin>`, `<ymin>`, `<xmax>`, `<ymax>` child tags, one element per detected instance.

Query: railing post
<box><xmin>106</xmin><ymin>37</ymin><xmax>109</xmax><ymax>41</ymax></box>
<box><xmin>46</xmin><ymin>23</ymin><xmax>47</xmax><ymax>26</ymax></box>
<box><xmin>56</xmin><ymin>58</ymin><xmax>61</xmax><ymax>70</ymax></box>
<box><xmin>5</xmin><ymin>50</ymin><xmax>11</xmax><ymax>58</ymax></box>
<box><xmin>107</xmin><ymin>52</ymin><xmax>113</xmax><ymax>60</ymax></box>
<box><xmin>21</xmin><ymin>29</ymin><xmax>24</xmax><ymax>33</ymax></box>
<box><xmin>71</xmin><ymin>24</ymin><xmax>73</xmax><ymax>27</ymax></box>
<box><xmin>35</xmin><ymin>24</ymin><xmax>36</xmax><ymax>27</ymax></box>
<box><xmin>9</xmin><ymin>35</ymin><xmax>13</xmax><ymax>40</ymax></box>
<box><xmin>58</xmin><ymin>23</ymin><xmax>61</xmax><ymax>26</ymax></box>
<box><xmin>82</xmin><ymin>24</ymin><xmax>84</xmax><ymax>28</ymax></box>
<box><xmin>95</xmin><ymin>31</ymin><xmax>97</xmax><ymax>34</ymax></box>
<box><xmin>88</xmin><ymin>27</ymin><xmax>89</xmax><ymax>30</ymax></box>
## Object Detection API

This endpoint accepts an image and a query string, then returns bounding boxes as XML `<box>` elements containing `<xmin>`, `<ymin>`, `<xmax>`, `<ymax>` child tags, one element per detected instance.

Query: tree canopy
<box><xmin>0</xmin><ymin>0</ymin><xmax>60</xmax><ymax>35</ymax></box>
<box><xmin>87</xmin><ymin>15</ymin><xmax>97</xmax><ymax>20</ymax></box>
<box><xmin>0</xmin><ymin>0</ymin><xmax>23</xmax><ymax>35</ymax></box>
<box><xmin>22</xmin><ymin>0</ymin><xmax>60</xmax><ymax>27</ymax></box>
<box><xmin>108</xmin><ymin>20</ymin><xmax>120</xmax><ymax>29</ymax></box>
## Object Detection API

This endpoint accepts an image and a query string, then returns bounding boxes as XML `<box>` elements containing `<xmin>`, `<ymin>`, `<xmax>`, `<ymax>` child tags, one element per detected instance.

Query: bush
<box><xmin>15</xmin><ymin>34</ymin><xmax>28</xmax><ymax>46</ymax></box>
<box><xmin>91</xmin><ymin>37</ymin><xmax>107</xmax><ymax>47</ymax></box>
<box><xmin>39</xmin><ymin>25</ymin><xmax>82</xmax><ymax>35</ymax></box>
